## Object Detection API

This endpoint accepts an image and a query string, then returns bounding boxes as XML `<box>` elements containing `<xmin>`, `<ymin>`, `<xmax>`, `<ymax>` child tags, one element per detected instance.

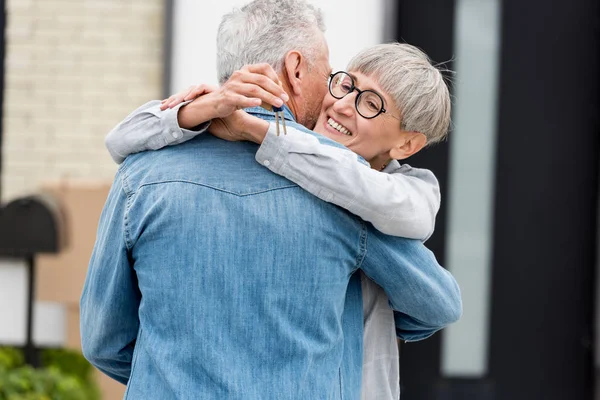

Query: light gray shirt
<box><xmin>105</xmin><ymin>101</ymin><xmax>441</xmax><ymax>400</ymax></box>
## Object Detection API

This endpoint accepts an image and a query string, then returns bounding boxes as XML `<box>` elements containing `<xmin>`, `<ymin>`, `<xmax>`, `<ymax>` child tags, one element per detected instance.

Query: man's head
<box><xmin>314</xmin><ymin>43</ymin><xmax>451</xmax><ymax>168</ymax></box>
<box><xmin>217</xmin><ymin>0</ymin><xmax>331</xmax><ymax>129</ymax></box>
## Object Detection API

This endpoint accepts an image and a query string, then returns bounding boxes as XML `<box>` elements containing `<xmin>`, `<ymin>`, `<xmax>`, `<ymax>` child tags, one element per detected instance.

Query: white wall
<box><xmin>0</xmin><ymin>259</ymin><xmax>27</xmax><ymax>345</ymax></box>
<box><xmin>170</xmin><ymin>0</ymin><xmax>388</xmax><ymax>92</ymax></box>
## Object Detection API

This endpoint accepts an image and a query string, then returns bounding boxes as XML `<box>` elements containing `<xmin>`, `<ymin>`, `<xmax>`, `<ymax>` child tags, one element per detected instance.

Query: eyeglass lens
<box><xmin>329</xmin><ymin>72</ymin><xmax>383</xmax><ymax>118</ymax></box>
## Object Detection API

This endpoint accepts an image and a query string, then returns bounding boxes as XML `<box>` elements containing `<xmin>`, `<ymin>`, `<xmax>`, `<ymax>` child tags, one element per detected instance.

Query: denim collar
<box><xmin>245</xmin><ymin>105</ymin><xmax>296</xmax><ymax>122</ymax></box>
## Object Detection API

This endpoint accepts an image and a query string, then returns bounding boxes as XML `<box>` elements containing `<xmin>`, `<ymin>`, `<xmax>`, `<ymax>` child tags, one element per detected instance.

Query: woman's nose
<box><xmin>332</xmin><ymin>93</ymin><xmax>356</xmax><ymax>117</ymax></box>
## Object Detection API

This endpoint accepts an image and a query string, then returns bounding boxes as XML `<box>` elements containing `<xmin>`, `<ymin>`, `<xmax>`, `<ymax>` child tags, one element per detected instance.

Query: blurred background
<box><xmin>0</xmin><ymin>0</ymin><xmax>598</xmax><ymax>399</ymax></box>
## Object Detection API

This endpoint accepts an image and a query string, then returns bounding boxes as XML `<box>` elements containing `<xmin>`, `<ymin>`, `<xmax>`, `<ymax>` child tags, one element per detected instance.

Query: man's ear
<box><xmin>282</xmin><ymin>50</ymin><xmax>305</xmax><ymax>96</ymax></box>
<box><xmin>389</xmin><ymin>132</ymin><xmax>427</xmax><ymax>160</ymax></box>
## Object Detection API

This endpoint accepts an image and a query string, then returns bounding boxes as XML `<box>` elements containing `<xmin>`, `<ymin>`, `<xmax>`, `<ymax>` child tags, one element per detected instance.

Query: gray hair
<box><xmin>347</xmin><ymin>43</ymin><xmax>452</xmax><ymax>145</ymax></box>
<box><xmin>216</xmin><ymin>0</ymin><xmax>326</xmax><ymax>84</ymax></box>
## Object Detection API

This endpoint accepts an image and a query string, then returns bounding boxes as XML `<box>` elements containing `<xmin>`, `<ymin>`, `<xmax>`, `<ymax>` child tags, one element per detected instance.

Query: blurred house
<box><xmin>0</xmin><ymin>0</ymin><xmax>165</xmax><ymax>398</ymax></box>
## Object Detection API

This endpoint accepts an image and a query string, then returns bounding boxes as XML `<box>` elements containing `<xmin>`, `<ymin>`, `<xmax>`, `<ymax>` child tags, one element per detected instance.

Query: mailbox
<box><xmin>0</xmin><ymin>194</ymin><xmax>66</xmax><ymax>366</ymax></box>
<box><xmin>0</xmin><ymin>194</ymin><xmax>66</xmax><ymax>256</ymax></box>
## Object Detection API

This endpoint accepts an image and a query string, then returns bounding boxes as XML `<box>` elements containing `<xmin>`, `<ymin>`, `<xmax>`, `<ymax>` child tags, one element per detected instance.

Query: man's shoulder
<box><xmin>120</xmin><ymin>135</ymin><xmax>296</xmax><ymax>195</ymax></box>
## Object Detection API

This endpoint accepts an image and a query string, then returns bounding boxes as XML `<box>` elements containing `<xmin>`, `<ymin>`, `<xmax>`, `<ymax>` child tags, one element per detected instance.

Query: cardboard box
<box><xmin>36</xmin><ymin>181</ymin><xmax>111</xmax><ymax>305</ymax></box>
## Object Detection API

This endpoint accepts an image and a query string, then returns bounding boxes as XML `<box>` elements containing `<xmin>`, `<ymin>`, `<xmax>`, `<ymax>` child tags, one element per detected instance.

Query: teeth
<box><xmin>327</xmin><ymin>118</ymin><xmax>352</xmax><ymax>136</ymax></box>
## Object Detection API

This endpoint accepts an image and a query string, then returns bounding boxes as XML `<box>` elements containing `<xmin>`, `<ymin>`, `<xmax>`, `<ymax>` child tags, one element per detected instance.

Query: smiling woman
<box><xmin>311</xmin><ymin>43</ymin><xmax>450</xmax><ymax>170</ymax></box>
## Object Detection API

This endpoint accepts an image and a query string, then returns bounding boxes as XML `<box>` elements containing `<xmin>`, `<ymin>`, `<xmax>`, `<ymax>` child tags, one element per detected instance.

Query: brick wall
<box><xmin>2</xmin><ymin>0</ymin><xmax>165</xmax><ymax>202</ymax></box>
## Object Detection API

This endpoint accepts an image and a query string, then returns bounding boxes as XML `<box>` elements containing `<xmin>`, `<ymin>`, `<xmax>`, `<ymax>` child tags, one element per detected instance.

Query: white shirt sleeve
<box><xmin>255</xmin><ymin>122</ymin><xmax>441</xmax><ymax>240</ymax></box>
<box><xmin>104</xmin><ymin>100</ymin><xmax>210</xmax><ymax>164</ymax></box>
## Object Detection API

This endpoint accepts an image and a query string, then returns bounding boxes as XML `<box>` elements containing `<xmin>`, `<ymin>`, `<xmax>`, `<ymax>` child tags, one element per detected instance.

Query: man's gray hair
<box><xmin>216</xmin><ymin>0</ymin><xmax>326</xmax><ymax>84</ymax></box>
<box><xmin>347</xmin><ymin>43</ymin><xmax>452</xmax><ymax>145</ymax></box>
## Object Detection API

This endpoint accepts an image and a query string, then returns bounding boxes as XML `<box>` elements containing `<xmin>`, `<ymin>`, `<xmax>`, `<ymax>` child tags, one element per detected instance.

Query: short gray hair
<box><xmin>347</xmin><ymin>43</ymin><xmax>452</xmax><ymax>145</ymax></box>
<box><xmin>216</xmin><ymin>0</ymin><xmax>326</xmax><ymax>84</ymax></box>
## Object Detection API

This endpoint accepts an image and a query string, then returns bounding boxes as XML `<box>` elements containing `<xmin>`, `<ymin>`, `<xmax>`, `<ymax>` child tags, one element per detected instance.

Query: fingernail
<box><xmin>281</xmin><ymin>93</ymin><xmax>289</xmax><ymax>102</ymax></box>
<box><xmin>275</xmin><ymin>98</ymin><xmax>284</xmax><ymax>107</ymax></box>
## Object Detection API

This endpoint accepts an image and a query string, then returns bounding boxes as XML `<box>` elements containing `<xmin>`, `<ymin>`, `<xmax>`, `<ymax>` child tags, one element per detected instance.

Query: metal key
<box><xmin>261</xmin><ymin>103</ymin><xmax>287</xmax><ymax>136</ymax></box>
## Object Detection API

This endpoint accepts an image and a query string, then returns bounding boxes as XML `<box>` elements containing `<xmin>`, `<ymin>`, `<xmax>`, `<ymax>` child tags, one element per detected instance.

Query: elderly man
<box><xmin>81</xmin><ymin>1</ymin><xmax>461</xmax><ymax>399</ymax></box>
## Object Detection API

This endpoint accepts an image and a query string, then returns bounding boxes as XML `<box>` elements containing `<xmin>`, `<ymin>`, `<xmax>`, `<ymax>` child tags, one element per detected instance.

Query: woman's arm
<box><xmin>253</xmin><ymin>122</ymin><xmax>441</xmax><ymax>241</ymax></box>
<box><xmin>105</xmin><ymin>100</ymin><xmax>212</xmax><ymax>164</ymax></box>
<box><xmin>105</xmin><ymin>74</ymin><xmax>439</xmax><ymax>240</ymax></box>
<box><xmin>107</xmin><ymin>97</ymin><xmax>439</xmax><ymax>240</ymax></box>
<box><xmin>105</xmin><ymin>64</ymin><xmax>287</xmax><ymax>164</ymax></box>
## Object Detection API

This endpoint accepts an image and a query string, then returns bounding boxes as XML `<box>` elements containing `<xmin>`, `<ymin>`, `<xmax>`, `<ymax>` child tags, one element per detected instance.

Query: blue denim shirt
<box><xmin>81</xmin><ymin>107</ymin><xmax>461</xmax><ymax>399</ymax></box>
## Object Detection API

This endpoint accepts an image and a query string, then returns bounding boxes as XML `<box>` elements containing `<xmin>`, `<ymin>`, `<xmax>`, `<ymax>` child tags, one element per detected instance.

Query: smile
<box><xmin>327</xmin><ymin>118</ymin><xmax>352</xmax><ymax>136</ymax></box>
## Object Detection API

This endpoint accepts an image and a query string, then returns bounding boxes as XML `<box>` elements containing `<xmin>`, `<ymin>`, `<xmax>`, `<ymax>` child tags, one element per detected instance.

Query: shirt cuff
<box><xmin>255</xmin><ymin>122</ymin><xmax>288</xmax><ymax>172</ymax></box>
<box><xmin>160</xmin><ymin>100</ymin><xmax>211</xmax><ymax>144</ymax></box>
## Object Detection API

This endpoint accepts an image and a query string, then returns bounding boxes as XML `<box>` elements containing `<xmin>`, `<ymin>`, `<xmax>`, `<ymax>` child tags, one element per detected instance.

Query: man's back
<box><xmin>82</xmin><ymin>135</ymin><xmax>364</xmax><ymax>399</ymax></box>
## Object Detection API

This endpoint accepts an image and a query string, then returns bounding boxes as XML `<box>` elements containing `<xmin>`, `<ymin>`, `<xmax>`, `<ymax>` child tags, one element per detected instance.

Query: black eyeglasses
<box><xmin>328</xmin><ymin>71</ymin><xmax>400</xmax><ymax>120</ymax></box>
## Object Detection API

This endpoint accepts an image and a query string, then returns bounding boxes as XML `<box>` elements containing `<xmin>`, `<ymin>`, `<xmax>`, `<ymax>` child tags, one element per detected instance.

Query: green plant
<box><xmin>0</xmin><ymin>348</ymin><xmax>24</xmax><ymax>372</ymax></box>
<box><xmin>0</xmin><ymin>348</ymin><xmax>100</xmax><ymax>400</ymax></box>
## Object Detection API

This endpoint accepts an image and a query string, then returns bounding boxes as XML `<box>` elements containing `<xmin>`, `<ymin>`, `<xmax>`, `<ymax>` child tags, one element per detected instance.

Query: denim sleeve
<box><xmin>361</xmin><ymin>231</ymin><xmax>462</xmax><ymax>342</ymax></box>
<box><xmin>105</xmin><ymin>100</ymin><xmax>210</xmax><ymax>164</ymax></box>
<box><xmin>255</xmin><ymin>123</ymin><xmax>440</xmax><ymax>239</ymax></box>
<box><xmin>80</xmin><ymin>170</ymin><xmax>141</xmax><ymax>385</ymax></box>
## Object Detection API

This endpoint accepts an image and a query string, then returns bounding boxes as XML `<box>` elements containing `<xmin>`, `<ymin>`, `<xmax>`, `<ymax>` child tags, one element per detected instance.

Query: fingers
<box><xmin>243</xmin><ymin>74</ymin><xmax>289</xmax><ymax>105</ymax></box>
<box><xmin>228</xmin><ymin>94</ymin><xmax>262</xmax><ymax>110</ymax></box>
<box><xmin>160</xmin><ymin>84</ymin><xmax>216</xmax><ymax>110</ymax></box>
<box><xmin>160</xmin><ymin>93</ymin><xmax>188</xmax><ymax>110</ymax></box>
<box><xmin>160</xmin><ymin>94</ymin><xmax>179</xmax><ymax>111</ymax></box>
<box><xmin>162</xmin><ymin>87</ymin><xmax>190</xmax><ymax>109</ymax></box>
<box><xmin>183</xmin><ymin>84</ymin><xmax>217</xmax><ymax>101</ymax></box>
<box><xmin>228</xmin><ymin>64</ymin><xmax>289</xmax><ymax>108</ymax></box>
<box><xmin>243</xmin><ymin>63</ymin><xmax>281</xmax><ymax>86</ymax></box>
<box><xmin>228</xmin><ymin>81</ymin><xmax>287</xmax><ymax>109</ymax></box>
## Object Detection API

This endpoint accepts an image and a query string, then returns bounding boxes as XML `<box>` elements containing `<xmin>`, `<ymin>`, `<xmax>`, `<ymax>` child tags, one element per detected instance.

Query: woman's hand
<box><xmin>161</xmin><ymin>63</ymin><xmax>288</xmax><ymax>131</ymax></box>
<box><xmin>160</xmin><ymin>63</ymin><xmax>288</xmax><ymax>115</ymax></box>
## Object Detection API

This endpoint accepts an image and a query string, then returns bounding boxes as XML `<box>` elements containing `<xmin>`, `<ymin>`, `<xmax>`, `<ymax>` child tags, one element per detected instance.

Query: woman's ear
<box><xmin>389</xmin><ymin>132</ymin><xmax>427</xmax><ymax>160</ymax></box>
<box><xmin>282</xmin><ymin>50</ymin><xmax>305</xmax><ymax>96</ymax></box>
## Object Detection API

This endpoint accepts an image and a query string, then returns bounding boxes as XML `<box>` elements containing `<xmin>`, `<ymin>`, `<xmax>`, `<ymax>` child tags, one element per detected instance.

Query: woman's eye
<box><xmin>367</xmin><ymin>100</ymin><xmax>378</xmax><ymax>110</ymax></box>
<box><xmin>341</xmin><ymin>83</ymin><xmax>353</xmax><ymax>92</ymax></box>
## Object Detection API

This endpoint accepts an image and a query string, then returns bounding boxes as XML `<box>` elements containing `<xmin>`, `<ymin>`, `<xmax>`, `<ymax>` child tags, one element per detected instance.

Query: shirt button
<box><xmin>263</xmin><ymin>160</ymin><xmax>271</xmax><ymax>167</ymax></box>
<box><xmin>171</xmin><ymin>130</ymin><xmax>180</xmax><ymax>139</ymax></box>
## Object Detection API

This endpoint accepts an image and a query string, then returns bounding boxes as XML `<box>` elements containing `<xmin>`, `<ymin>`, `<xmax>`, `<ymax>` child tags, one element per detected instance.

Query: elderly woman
<box><xmin>106</xmin><ymin>42</ymin><xmax>451</xmax><ymax>400</ymax></box>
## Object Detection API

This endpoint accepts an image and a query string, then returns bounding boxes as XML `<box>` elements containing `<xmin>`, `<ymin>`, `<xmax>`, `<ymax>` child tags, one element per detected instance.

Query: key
<box><xmin>261</xmin><ymin>103</ymin><xmax>287</xmax><ymax>136</ymax></box>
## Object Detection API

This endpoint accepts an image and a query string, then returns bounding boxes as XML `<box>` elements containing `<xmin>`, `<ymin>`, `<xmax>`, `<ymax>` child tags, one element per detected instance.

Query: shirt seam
<box><xmin>119</xmin><ymin>166</ymin><xmax>135</xmax><ymax>251</ymax></box>
<box><xmin>353</xmin><ymin>223</ymin><xmax>368</xmax><ymax>274</ymax></box>
<box><xmin>137</xmin><ymin>179</ymin><xmax>298</xmax><ymax>197</ymax></box>
<box><xmin>123</xmin><ymin>327</ymin><xmax>142</xmax><ymax>399</ymax></box>
<box><xmin>339</xmin><ymin>367</ymin><xmax>344</xmax><ymax>400</ymax></box>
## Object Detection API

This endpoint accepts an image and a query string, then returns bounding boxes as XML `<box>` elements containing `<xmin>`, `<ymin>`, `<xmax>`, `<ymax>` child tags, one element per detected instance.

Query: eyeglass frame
<box><xmin>328</xmin><ymin>71</ymin><xmax>401</xmax><ymax>121</ymax></box>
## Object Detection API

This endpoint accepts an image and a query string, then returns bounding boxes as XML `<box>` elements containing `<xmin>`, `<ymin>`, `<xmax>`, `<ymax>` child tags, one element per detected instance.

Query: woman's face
<box><xmin>313</xmin><ymin>71</ymin><xmax>408</xmax><ymax>166</ymax></box>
